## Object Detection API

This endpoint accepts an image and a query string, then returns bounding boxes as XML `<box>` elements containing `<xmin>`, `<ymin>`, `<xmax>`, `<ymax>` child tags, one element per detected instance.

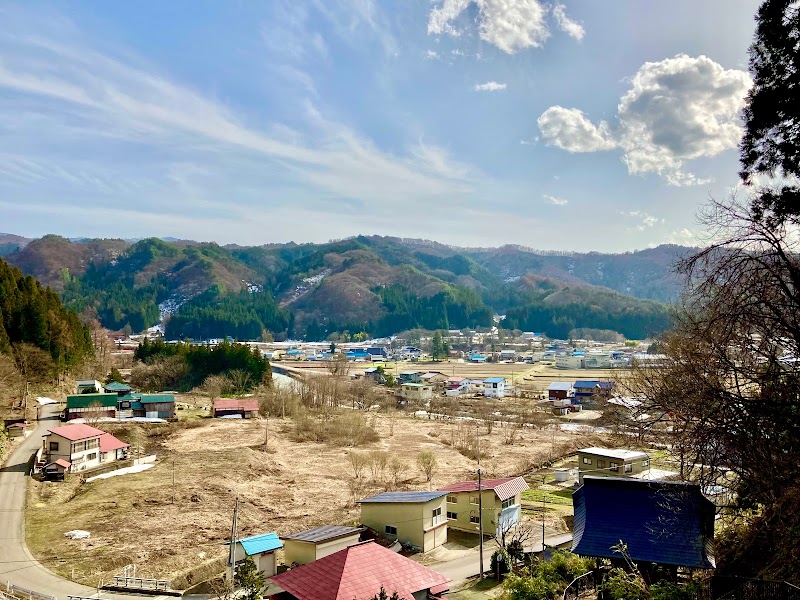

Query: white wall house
<box><xmin>42</xmin><ymin>423</ymin><xmax>127</xmax><ymax>475</ymax></box>
<box><xmin>483</xmin><ymin>377</ymin><xmax>506</xmax><ymax>398</ymax></box>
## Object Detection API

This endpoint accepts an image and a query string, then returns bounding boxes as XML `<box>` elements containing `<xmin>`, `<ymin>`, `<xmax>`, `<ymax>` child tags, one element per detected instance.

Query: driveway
<box><xmin>0</xmin><ymin>404</ymin><xmax>168</xmax><ymax>599</ymax></box>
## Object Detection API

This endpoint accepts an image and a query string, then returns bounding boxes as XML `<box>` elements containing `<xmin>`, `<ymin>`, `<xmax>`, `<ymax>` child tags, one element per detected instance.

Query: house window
<box><xmin>432</xmin><ymin>507</ymin><xmax>442</xmax><ymax>525</ymax></box>
<box><xmin>470</xmin><ymin>495</ymin><xmax>479</xmax><ymax>505</ymax></box>
<box><xmin>385</xmin><ymin>525</ymin><xmax>397</xmax><ymax>536</ymax></box>
<box><xmin>447</xmin><ymin>495</ymin><xmax>457</xmax><ymax>503</ymax></box>
<box><xmin>501</xmin><ymin>497</ymin><xmax>515</xmax><ymax>510</ymax></box>
<box><xmin>624</xmin><ymin>464</ymin><xmax>633</xmax><ymax>473</ymax></box>
<box><xmin>49</xmin><ymin>442</ymin><xmax>59</xmax><ymax>451</ymax></box>
<box><xmin>609</xmin><ymin>462</ymin><xmax>619</xmax><ymax>472</ymax></box>
<box><xmin>597</xmin><ymin>460</ymin><xmax>606</xmax><ymax>469</ymax></box>
<box><xmin>86</xmin><ymin>452</ymin><xmax>97</xmax><ymax>461</ymax></box>
<box><xmin>447</xmin><ymin>511</ymin><xmax>458</xmax><ymax>520</ymax></box>
<box><xmin>470</xmin><ymin>515</ymin><xmax>480</xmax><ymax>524</ymax></box>
<box><xmin>642</xmin><ymin>460</ymin><xmax>650</xmax><ymax>468</ymax></box>
<box><xmin>87</xmin><ymin>438</ymin><xmax>99</xmax><ymax>450</ymax></box>
<box><xmin>582</xmin><ymin>457</ymin><xmax>592</xmax><ymax>465</ymax></box>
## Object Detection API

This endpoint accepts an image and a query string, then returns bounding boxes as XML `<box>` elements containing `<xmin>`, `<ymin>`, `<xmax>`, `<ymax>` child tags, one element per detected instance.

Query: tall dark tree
<box><xmin>740</xmin><ymin>0</ymin><xmax>800</xmax><ymax>224</ymax></box>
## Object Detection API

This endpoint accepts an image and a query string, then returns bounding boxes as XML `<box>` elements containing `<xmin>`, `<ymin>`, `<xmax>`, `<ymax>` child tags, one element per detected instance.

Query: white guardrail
<box><xmin>5</xmin><ymin>583</ymin><xmax>57</xmax><ymax>600</ymax></box>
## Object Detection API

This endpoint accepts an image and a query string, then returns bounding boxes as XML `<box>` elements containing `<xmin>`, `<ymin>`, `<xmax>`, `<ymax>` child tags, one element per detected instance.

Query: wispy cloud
<box><xmin>543</xmin><ymin>194</ymin><xmax>568</xmax><ymax>206</ymax></box>
<box><xmin>552</xmin><ymin>4</ymin><xmax>585</xmax><ymax>41</ymax></box>
<box><xmin>474</xmin><ymin>81</ymin><xmax>507</xmax><ymax>92</ymax></box>
<box><xmin>620</xmin><ymin>210</ymin><xmax>664</xmax><ymax>231</ymax></box>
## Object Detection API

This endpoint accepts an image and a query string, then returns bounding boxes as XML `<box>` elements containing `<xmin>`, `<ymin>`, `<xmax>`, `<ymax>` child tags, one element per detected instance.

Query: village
<box><xmin>0</xmin><ymin>328</ymin><xmax>721</xmax><ymax>600</ymax></box>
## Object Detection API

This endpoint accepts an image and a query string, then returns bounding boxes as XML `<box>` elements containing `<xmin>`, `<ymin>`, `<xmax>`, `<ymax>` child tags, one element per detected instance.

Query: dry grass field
<box><xmin>26</xmin><ymin>409</ymin><xmax>607</xmax><ymax>589</ymax></box>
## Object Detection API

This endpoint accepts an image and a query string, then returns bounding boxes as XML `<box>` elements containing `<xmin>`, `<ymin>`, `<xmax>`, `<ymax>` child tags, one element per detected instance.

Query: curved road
<box><xmin>0</xmin><ymin>404</ymin><xmax>163</xmax><ymax>599</ymax></box>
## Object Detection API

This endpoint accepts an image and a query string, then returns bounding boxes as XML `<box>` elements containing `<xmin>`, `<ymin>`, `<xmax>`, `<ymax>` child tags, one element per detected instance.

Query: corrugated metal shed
<box><xmin>66</xmin><ymin>394</ymin><xmax>118</xmax><ymax>409</ymax></box>
<box><xmin>239</xmin><ymin>532</ymin><xmax>283</xmax><ymax>555</ymax></box>
<box><xmin>141</xmin><ymin>394</ymin><xmax>174</xmax><ymax>404</ymax></box>
<box><xmin>572</xmin><ymin>476</ymin><xmax>715</xmax><ymax>569</ymax></box>
<box><xmin>357</xmin><ymin>491</ymin><xmax>447</xmax><ymax>504</ymax></box>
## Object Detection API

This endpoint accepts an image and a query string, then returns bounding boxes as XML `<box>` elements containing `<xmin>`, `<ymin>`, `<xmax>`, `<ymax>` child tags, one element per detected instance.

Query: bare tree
<box><xmin>416</xmin><ymin>450</ymin><xmax>437</xmax><ymax>483</ymax></box>
<box><xmin>368</xmin><ymin>450</ymin><xmax>389</xmax><ymax>482</ymax></box>
<box><xmin>387</xmin><ymin>457</ymin><xmax>407</xmax><ymax>490</ymax></box>
<box><xmin>347</xmin><ymin>451</ymin><xmax>368</xmax><ymax>479</ymax></box>
<box><xmin>493</xmin><ymin>521</ymin><xmax>535</xmax><ymax>573</ymax></box>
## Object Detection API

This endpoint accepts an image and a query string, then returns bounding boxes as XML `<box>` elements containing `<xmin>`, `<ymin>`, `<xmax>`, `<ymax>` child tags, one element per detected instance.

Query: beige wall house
<box><xmin>233</xmin><ymin>532</ymin><xmax>282</xmax><ymax>577</ymax></box>
<box><xmin>439</xmin><ymin>476</ymin><xmax>529</xmax><ymax>536</ymax></box>
<box><xmin>357</xmin><ymin>491</ymin><xmax>448</xmax><ymax>553</ymax></box>
<box><xmin>577</xmin><ymin>447</ymin><xmax>650</xmax><ymax>483</ymax></box>
<box><xmin>399</xmin><ymin>383</ymin><xmax>434</xmax><ymax>402</ymax></box>
<box><xmin>281</xmin><ymin>525</ymin><xmax>363</xmax><ymax>566</ymax></box>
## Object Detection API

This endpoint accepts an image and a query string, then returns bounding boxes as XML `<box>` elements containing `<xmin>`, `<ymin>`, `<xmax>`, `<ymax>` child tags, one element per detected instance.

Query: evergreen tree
<box><xmin>740</xmin><ymin>0</ymin><xmax>800</xmax><ymax>224</ymax></box>
<box><xmin>431</xmin><ymin>331</ymin><xmax>444</xmax><ymax>361</ymax></box>
<box><xmin>234</xmin><ymin>556</ymin><xmax>264</xmax><ymax>600</ymax></box>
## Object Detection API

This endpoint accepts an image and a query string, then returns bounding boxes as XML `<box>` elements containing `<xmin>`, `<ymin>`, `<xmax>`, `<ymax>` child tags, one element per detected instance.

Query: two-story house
<box><xmin>399</xmin><ymin>383</ymin><xmax>434</xmax><ymax>402</ymax></box>
<box><xmin>42</xmin><ymin>423</ymin><xmax>128</xmax><ymax>476</ymax></box>
<box><xmin>577</xmin><ymin>447</ymin><xmax>650</xmax><ymax>483</ymax></box>
<box><xmin>483</xmin><ymin>377</ymin><xmax>506</xmax><ymax>398</ymax></box>
<box><xmin>439</xmin><ymin>476</ymin><xmax>529</xmax><ymax>536</ymax></box>
<box><xmin>357</xmin><ymin>491</ymin><xmax>448</xmax><ymax>552</ymax></box>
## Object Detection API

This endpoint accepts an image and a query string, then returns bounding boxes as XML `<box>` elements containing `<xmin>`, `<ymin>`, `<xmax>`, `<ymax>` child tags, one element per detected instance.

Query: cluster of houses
<box><xmin>65</xmin><ymin>379</ymin><xmax>175</xmax><ymax>422</ymax></box>
<box><xmin>546</xmin><ymin>379</ymin><xmax>614</xmax><ymax>414</ymax></box>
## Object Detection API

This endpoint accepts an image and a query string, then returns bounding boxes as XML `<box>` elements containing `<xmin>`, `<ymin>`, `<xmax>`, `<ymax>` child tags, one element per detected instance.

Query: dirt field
<box><xmin>26</xmin><ymin>410</ymin><xmax>607</xmax><ymax>589</ymax></box>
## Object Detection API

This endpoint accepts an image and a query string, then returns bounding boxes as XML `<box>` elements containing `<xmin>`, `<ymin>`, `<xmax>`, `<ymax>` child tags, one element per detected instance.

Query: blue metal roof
<box><xmin>357</xmin><ymin>491</ymin><xmax>447</xmax><ymax>504</ymax></box>
<box><xmin>572</xmin><ymin>477</ymin><xmax>715</xmax><ymax>569</ymax></box>
<box><xmin>239</xmin><ymin>532</ymin><xmax>283</xmax><ymax>555</ymax></box>
<box><xmin>574</xmin><ymin>380</ymin><xmax>600</xmax><ymax>389</ymax></box>
<box><xmin>484</xmin><ymin>377</ymin><xmax>505</xmax><ymax>383</ymax></box>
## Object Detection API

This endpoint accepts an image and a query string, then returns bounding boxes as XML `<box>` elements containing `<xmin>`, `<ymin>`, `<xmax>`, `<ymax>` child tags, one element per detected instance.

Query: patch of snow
<box><xmin>36</xmin><ymin>397</ymin><xmax>57</xmax><ymax>405</ymax></box>
<box><xmin>64</xmin><ymin>530</ymin><xmax>91</xmax><ymax>539</ymax></box>
<box><xmin>85</xmin><ymin>463</ymin><xmax>154</xmax><ymax>482</ymax></box>
<box><xmin>243</xmin><ymin>281</ymin><xmax>263</xmax><ymax>293</ymax></box>
<box><xmin>504</xmin><ymin>275</ymin><xmax>520</xmax><ymax>283</ymax></box>
<box><xmin>158</xmin><ymin>296</ymin><xmax>185</xmax><ymax>321</ymax></box>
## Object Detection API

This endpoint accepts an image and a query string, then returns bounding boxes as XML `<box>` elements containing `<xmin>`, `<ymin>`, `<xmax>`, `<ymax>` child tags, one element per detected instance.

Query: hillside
<box><xmin>4</xmin><ymin>234</ymin><xmax>683</xmax><ymax>340</ymax></box>
<box><xmin>0</xmin><ymin>233</ymin><xmax>32</xmax><ymax>257</ymax></box>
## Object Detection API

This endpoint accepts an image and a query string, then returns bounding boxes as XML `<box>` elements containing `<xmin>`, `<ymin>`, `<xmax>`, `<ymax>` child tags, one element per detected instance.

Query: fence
<box><xmin>5</xmin><ymin>584</ymin><xmax>56</xmax><ymax>600</ymax></box>
<box><xmin>111</xmin><ymin>576</ymin><xmax>170</xmax><ymax>591</ymax></box>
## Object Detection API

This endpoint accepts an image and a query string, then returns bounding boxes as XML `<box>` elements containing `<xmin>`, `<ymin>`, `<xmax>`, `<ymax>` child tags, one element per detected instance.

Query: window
<box><xmin>86</xmin><ymin>452</ymin><xmax>97</xmax><ymax>461</ymax></box>
<box><xmin>470</xmin><ymin>495</ymin><xmax>479</xmax><ymax>505</ymax></box>
<box><xmin>582</xmin><ymin>457</ymin><xmax>592</xmax><ymax>465</ymax></box>
<box><xmin>470</xmin><ymin>515</ymin><xmax>480</xmax><ymax>524</ymax></box>
<box><xmin>609</xmin><ymin>462</ymin><xmax>619</xmax><ymax>472</ymax></box>
<box><xmin>385</xmin><ymin>525</ymin><xmax>397</xmax><ymax>536</ymax></box>
<box><xmin>501</xmin><ymin>497</ymin><xmax>515</xmax><ymax>510</ymax></box>
<box><xmin>447</xmin><ymin>495</ymin><xmax>457</xmax><ymax>503</ymax></box>
<box><xmin>447</xmin><ymin>511</ymin><xmax>458</xmax><ymax>520</ymax></box>
<box><xmin>432</xmin><ymin>507</ymin><xmax>442</xmax><ymax>525</ymax></box>
<box><xmin>624</xmin><ymin>464</ymin><xmax>633</xmax><ymax>473</ymax></box>
<box><xmin>49</xmin><ymin>442</ymin><xmax>59</xmax><ymax>451</ymax></box>
<box><xmin>597</xmin><ymin>459</ymin><xmax>606</xmax><ymax>469</ymax></box>
<box><xmin>87</xmin><ymin>438</ymin><xmax>99</xmax><ymax>450</ymax></box>
<box><xmin>642</xmin><ymin>460</ymin><xmax>650</xmax><ymax>468</ymax></box>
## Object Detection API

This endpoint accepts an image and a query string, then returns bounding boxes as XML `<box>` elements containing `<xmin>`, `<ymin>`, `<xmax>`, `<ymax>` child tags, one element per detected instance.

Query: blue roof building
<box><xmin>232</xmin><ymin>531</ymin><xmax>283</xmax><ymax>576</ymax></box>
<box><xmin>572</xmin><ymin>477</ymin><xmax>715</xmax><ymax>569</ymax></box>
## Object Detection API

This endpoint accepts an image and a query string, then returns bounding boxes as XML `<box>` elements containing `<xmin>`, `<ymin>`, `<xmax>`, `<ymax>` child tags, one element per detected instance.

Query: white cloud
<box><xmin>474</xmin><ymin>81</ymin><xmax>507</xmax><ymax>92</ymax></box>
<box><xmin>426</xmin><ymin>49</ymin><xmax>440</xmax><ymax>60</ymax></box>
<box><xmin>621</xmin><ymin>210</ymin><xmax>664</xmax><ymax>231</ymax></box>
<box><xmin>428</xmin><ymin>0</ymin><xmax>550</xmax><ymax>54</ymax></box>
<box><xmin>552</xmin><ymin>4</ymin><xmax>585</xmax><ymax>41</ymax></box>
<box><xmin>537</xmin><ymin>106</ymin><xmax>615</xmax><ymax>152</ymax></box>
<box><xmin>537</xmin><ymin>54</ymin><xmax>751</xmax><ymax>186</ymax></box>
<box><xmin>543</xmin><ymin>194</ymin><xmax>568</xmax><ymax>206</ymax></box>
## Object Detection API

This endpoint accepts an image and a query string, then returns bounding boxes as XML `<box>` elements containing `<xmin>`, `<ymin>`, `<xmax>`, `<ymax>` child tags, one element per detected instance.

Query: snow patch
<box><xmin>85</xmin><ymin>463</ymin><xmax>154</xmax><ymax>482</ymax></box>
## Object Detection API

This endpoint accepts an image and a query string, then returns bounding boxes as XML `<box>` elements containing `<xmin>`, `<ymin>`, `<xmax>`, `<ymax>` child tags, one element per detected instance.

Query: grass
<box><xmin>449</xmin><ymin>577</ymin><xmax>503</xmax><ymax>599</ymax></box>
<box><xmin>522</xmin><ymin>487</ymin><xmax>574</xmax><ymax>506</ymax></box>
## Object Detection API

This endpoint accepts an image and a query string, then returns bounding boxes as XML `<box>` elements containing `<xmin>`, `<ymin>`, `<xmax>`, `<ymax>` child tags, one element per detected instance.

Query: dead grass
<box><xmin>25</xmin><ymin>409</ymin><xmax>609</xmax><ymax>588</ymax></box>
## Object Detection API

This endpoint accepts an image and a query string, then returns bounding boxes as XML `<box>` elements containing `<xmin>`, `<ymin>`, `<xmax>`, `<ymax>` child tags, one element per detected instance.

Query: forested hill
<box><xmin>0</xmin><ymin>257</ymin><xmax>93</xmax><ymax>366</ymax></box>
<box><xmin>3</xmin><ymin>234</ymin><xmax>682</xmax><ymax>341</ymax></box>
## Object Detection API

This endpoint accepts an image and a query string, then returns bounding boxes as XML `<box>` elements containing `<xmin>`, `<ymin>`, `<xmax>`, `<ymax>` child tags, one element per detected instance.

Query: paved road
<box><xmin>0</xmin><ymin>405</ymin><xmax>166</xmax><ymax>600</ymax></box>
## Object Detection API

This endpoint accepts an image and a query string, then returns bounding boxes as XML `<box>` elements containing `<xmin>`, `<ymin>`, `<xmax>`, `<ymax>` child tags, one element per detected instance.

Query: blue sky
<box><xmin>0</xmin><ymin>1</ymin><xmax>760</xmax><ymax>251</ymax></box>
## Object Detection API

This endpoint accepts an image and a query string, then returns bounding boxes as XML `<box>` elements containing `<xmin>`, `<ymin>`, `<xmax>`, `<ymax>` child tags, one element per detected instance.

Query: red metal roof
<box><xmin>269</xmin><ymin>541</ymin><xmax>449</xmax><ymax>600</ymax></box>
<box><xmin>47</xmin><ymin>423</ymin><xmax>105</xmax><ymax>441</ymax></box>
<box><xmin>99</xmin><ymin>433</ymin><xmax>129</xmax><ymax>453</ymax></box>
<box><xmin>50</xmin><ymin>459</ymin><xmax>71</xmax><ymax>469</ymax></box>
<box><xmin>439</xmin><ymin>476</ymin><xmax>530</xmax><ymax>502</ymax></box>
<box><xmin>213</xmin><ymin>398</ymin><xmax>260</xmax><ymax>412</ymax></box>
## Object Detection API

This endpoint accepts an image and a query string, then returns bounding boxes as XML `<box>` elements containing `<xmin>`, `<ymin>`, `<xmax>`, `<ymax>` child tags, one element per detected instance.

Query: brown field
<box><xmin>26</xmin><ymin>409</ymin><xmax>608</xmax><ymax>589</ymax></box>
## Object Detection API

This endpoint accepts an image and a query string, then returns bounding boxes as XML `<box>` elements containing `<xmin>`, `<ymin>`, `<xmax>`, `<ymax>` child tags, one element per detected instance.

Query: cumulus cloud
<box><xmin>537</xmin><ymin>54</ymin><xmax>751</xmax><ymax>185</ymax></box>
<box><xmin>544</xmin><ymin>194</ymin><xmax>568</xmax><ymax>206</ymax></box>
<box><xmin>552</xmin><ymin>4</ymin><xmax>584</xmax><ymax>40</ymax></box>
<box><xmin>537</xmin><ymin>107</ymin><xmax>615</xmax><ymax>152</ymax></box>
<box><xmin>475</xmin><ymin>81</ymin><xmax>507</xmax><ymax>92</ymax></box>
<box><xmin>428</xmin><ymin>0</ymin><xmax>550</xmax><ymax>54</ymax></box>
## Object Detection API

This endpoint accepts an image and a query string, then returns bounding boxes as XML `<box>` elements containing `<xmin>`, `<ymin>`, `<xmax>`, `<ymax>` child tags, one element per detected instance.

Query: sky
<box><xmin>0</xmin><ymin>0</ymin><xmax>761</xmax><ymax>252</ymax></box>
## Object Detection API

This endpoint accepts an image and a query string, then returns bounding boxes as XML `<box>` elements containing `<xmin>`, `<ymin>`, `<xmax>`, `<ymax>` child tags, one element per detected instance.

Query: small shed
<box><xmin>282</xmin><ymin>525</ymin><xmax>364</xmax><ymax>566</ymax></box>
<box><xmin>233</xmin><ymin>532</ymin><xmax>283</xmax><ymax>576</ymax></box>
<box><xmin>43</xmin><ymin>459</ymin><xmax>71</xmax><ymax>480</ymax></box>
<box><xmin>5</xmin><ymin>421</ymin><xmax>27</xmax><ymax>438</ymax></box>
<box><xmin>213</xmin><ymin>398</ymin><xmax>260</xmax><ymax>418</ymax></box>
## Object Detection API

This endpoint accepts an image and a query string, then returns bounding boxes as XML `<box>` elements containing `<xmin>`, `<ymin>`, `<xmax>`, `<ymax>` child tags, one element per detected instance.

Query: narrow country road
<box><xmin>0</xmin><ymin>404</ymin><xmax>167</xmax><ymax>599</ymax></box>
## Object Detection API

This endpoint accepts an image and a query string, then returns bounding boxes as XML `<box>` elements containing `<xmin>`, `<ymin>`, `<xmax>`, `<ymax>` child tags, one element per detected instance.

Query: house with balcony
<box><xmin>577</xmin><ymin>447</ymin><xmax>651</xmax><ymax>483</ymax></box>
<box><xmin>41</xmin><ymin>423</ymin><xmax>128</xmax><ymax>476</ymax></box>
<box><xmin>439</xmin><ymin>476</ymin><xmax>529</xmax><ymax>536</ymax></box>
<box><xmin>357</xmin><ymin>491</ymin><xmax>448</xmax><ymax>552</ymax></box>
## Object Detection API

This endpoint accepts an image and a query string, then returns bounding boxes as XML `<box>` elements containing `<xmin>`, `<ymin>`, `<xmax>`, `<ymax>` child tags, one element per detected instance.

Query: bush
<box><xmin>292</xmin><ymin>408</ymin><xmax>379</xmax><ymax>447</ymax></box>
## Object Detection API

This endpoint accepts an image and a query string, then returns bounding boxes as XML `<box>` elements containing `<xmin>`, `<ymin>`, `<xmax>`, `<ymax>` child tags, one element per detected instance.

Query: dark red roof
<box><xmin>47</xmin><ymin>423</ymin><xmax>105</xmax><ymax>441</ymax></box>
<box><xmin>213</xmin><ymin>398</ymin><xmax>260</xmax><ymax>412</ymax></box>
<box><xmin>269</xmin><ymin>541</ymin><xmax>449</xmax><ymax>600</ymax></box>
<box><xmin>99</xmin><ymin>432</ymin><xmax>129</xmax><ymax>453</ymax></box>
<box><xmin>439</xmin><ymin>476</ymin><xmax>529</xmax><ymax>501</ymax></box>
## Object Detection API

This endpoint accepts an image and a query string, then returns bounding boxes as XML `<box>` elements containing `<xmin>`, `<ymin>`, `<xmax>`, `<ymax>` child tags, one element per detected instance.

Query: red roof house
<box><xmin>47</xmin><ymin>423</ymin><xmax>106</xmax><ymax>441</ymax></box>
<box><xmin>439</xmin><ymin>476</ymin><xmax>529</xmax><ymax>500</ymax></box>
<box><xmin>212</xmin><ymin>398</ymin><xmax>260</xmax><ymax>418</ymax></box>
<box><xmin>43</xmin><ymin>424</ymin><xmax>128</xmax><ymax>474</ymax></box>
<box><xmin>267</xmin><ymin>540</ymin><xmax>449</xmax><ymax>600</ymax></box>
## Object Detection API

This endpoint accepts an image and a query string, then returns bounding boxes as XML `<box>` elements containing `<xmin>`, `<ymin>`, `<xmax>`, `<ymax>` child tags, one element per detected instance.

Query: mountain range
<box><xmin>0</xmin><ymin>233</ymin><xmax>691</xmax><ymax>341</ymax></box>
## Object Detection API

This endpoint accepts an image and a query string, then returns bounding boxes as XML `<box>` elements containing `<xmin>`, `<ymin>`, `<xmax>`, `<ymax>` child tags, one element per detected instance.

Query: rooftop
<box><xmin>548</xmin><ymin>382</ymin><xmax>574</xmax><ymax>391</ymax></box>
<box><xmin>573</xmin><ymin>380</ymin><xmax>600</xmax><ymax>388</ymax></box>
<box><xmin>282</xmin><ymin>525</ymin><xmax>363</xmax><ymax>544</ymax></box>
<box><xmin>578</xmin><ymin>447</ymin><xmax>649</xmax><ymax>461</ymax></box>
<box><xmin>47</xmin><ymin>423</ymin><xmax>105</xmax><ymax>441</ymax></box>
<box><xmin>484</xmin><ymin>377</ymin><xmax>505</xmax><ymax>383</ymax></box>
<box><xmin>238</xmin><ymin>532</ymin><xmax>283</xmax><ymax>556</ymax></box>
<box><xmin>99</xmin><ymin>432</ymin><xmax>129</xmax><ymax>453</ymax></box>
<box><xmin>213</xmin><ymin>398</ymin><xmax>259</xmax><ymax>411</ymax></box>
<box><xmin>103</xmin><ymin>381</ymin><xmax>132</xmax><ymax>392</ymax></box>
<box><xmin>269</xmin><ymin>540</ymin><xmax>449</xmax><ymax>600</ymax></box>
<box><xmin>439</xmin><ymin>476</ymin><xmax>529</xmax><ymax>501</ymax></box>
<box><xmin>358</xmin><ymin>491</ymin><xmax>447</xmax><ymax>504</ymax></box>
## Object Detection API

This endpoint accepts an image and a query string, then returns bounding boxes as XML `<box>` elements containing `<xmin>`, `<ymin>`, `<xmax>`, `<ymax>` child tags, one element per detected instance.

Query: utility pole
<box><xmin>478</xmin><ymin>468</ymin><xmax>484</xmax><ymax>580</ymax></box>
<box><xmin>172</xmin><ymin>458</ymin><xmax>176</xmax><ymax>504</ymax></box>
<box><xmin>541</xmin><ymin>474</ymin><xmax>546</xmax><ymax>559</ymax></box>
<box><xmin>264</xmin><ymin>412</ymin><xmax>269</xmax><ymax>450</ymax></box>
<box><xmin>228</xmin><ymin>496</ymin><xmax>239</xmax><ymax>588</ymax></box>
